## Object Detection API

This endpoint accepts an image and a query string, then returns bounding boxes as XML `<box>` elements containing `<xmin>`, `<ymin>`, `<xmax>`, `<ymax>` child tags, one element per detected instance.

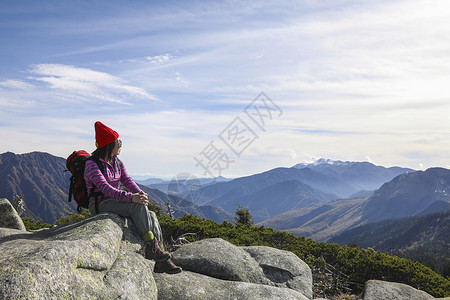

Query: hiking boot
<box><xmin>142</xmin><ymin>239</ymin><xmax>171</xmax><ymax>262</ymax></box>
<box><xmin>154</xmin><ymin>258</ymin><xmax>182</xmax><ymax>274</ymax></box>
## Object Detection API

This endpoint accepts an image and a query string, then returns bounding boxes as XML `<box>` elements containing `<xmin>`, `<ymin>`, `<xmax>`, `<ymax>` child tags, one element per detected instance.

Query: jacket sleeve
<box><xmin>85</xmin><ymin>159</ymin><xmax>132</xmax><ymax>202</ymax></box>
<box><xmin>118</xmin><ymin>160</ymin><xmax>142</xmax><ymax>194</ymax></box>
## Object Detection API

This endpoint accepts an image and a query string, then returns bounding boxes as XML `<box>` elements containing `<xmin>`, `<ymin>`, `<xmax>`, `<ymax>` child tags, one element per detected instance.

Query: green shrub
<box><xmin>54</xmin><ymin>210</ymin><xmax>91</xmax><ymax>225</ymax></box>
<box><xmin>22</xmin><ymin>210</ymin><xmax>92</xmax><ymax>231</ymax></box>
<box><xmin>21</xmin><ymin>217</ymin><xmax>52</xmax><ymax>231</ymax></box>
<box><xmin>234</xmin><ymin>204</ymin><xmax>254</xmax><ymax>227</ymax></box>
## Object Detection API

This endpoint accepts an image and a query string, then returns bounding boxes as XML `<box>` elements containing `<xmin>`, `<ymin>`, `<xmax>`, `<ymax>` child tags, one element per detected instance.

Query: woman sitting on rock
<box><xmin>84</xmin><ymin>121</ymin><xmax>181</xmax><ymax>274</ymax></box>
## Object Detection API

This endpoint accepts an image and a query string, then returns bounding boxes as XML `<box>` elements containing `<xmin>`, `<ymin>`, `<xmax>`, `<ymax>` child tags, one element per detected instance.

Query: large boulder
<box><xmin>172</xmin><ymin>238</ymin><xmax>270</xmax><ymax>284</ymax></box>
<box><xmin>363</xmin><ymin>280</ymin><xmax>435</xmax><ymax>300</ymax></box>
<box><xmin>243</xmin><ymin>245</ymin><xmax>312</xmax><ymax>299</ymax></box>
<box><xmin>154</xmin><ymin>270</ymin><xmax>309</xmax><ymax>300</ymax></box>
<box><xmin>0</xmin><ymin>198</ymin><xmax>26</xmax><ymax>230</ymax></box>
<box><xmin>171</xmin><ymin>238</ymin><xmax>312</xmax><ymax>299</ymax></box>
<box><xmin>0</xmin><ymin>213</ymin><xmax>157</xmax><ymax>300</ymax></box>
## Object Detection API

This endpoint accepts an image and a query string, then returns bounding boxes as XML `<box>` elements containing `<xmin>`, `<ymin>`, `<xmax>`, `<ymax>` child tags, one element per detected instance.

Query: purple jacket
<box><xmin>84</xmin><ymin>156</ymin><xmax>141</xmax><ymax>203</ymax></box>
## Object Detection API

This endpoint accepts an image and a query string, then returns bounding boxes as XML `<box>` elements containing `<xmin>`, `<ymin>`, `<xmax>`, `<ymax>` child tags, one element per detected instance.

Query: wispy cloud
<box><xmin>0</xmin><ymin>79</ymin><xmax>34</xmax><ymax>90</ymax></box>
<box><xmin>145</xmin><ymin>54</ymin><xmax>172</xmax><ymax>64</ymax></box>
<box><xmin>28</xmin><ymin>64</ymin><xmax>159</xmax><ymax>104</ymax></box>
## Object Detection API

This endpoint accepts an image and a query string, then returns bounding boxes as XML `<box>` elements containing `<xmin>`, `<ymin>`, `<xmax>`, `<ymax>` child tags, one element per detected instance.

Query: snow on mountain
<box><xmin>292</xmin><ymin>158</ymin><xmax>356</xmax><ymax>169</ymax></box>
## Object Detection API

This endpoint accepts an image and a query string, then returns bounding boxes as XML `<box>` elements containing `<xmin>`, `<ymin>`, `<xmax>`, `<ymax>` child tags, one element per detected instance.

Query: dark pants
<box><xmin>89</xmin><ymin>199</ymin><xmax>163</xmax><ymax>241</ymax></box>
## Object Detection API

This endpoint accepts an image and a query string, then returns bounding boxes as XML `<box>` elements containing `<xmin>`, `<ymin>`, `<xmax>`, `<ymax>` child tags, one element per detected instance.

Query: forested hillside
<box><xmin>0</xmin><ymin>151</ymin><xmax>74</xmax><ymax>223</ymax></box>
<box><xmin>329</xmin><ymin>210</ymin><xmax>450</xmax><ymax>277</ymax></box>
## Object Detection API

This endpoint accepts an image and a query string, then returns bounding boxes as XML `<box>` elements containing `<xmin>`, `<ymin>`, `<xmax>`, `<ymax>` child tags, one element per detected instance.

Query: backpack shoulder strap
<box><xmin>87</xmin><ymin>156</ymin><xmax>105</xmax><ymax>214</ymax></box>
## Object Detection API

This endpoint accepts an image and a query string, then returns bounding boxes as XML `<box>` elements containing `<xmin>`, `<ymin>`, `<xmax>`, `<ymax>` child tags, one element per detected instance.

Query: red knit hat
<box><xmin>95</xmin><ymin>121</ymin><xmax>119</xmax><ymax>148</ymax></box>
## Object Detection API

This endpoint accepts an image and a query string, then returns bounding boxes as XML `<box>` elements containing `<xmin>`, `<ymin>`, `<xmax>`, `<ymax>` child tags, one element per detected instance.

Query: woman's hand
<box><xmin>132</xmin><ymin>191</ymin><xmax>149</xmax><ymax>205</ymax></box>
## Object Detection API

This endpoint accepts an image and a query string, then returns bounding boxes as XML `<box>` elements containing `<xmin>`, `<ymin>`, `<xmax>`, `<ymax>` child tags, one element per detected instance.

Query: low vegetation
<box><xmin>21</xmin><ymin>217</ymin><xmax>52</xmax><ymax>231</ymax></box>
<box><xmin>22</xmin><ymin>204</ymin><xmax>450</xmax><ymax>298</ymax></box>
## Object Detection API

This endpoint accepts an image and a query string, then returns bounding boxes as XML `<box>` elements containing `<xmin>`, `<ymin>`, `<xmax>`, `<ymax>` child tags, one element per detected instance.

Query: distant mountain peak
<box><xmin>292</xmin><ymin>158</ymin><xmax>356</xmax><ymax>169</ymax></box>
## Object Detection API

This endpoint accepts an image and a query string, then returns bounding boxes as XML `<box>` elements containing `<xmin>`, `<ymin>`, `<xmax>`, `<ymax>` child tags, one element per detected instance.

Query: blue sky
<box><xmin>1</xmin><ymin>0</ymin><xmax>450</xmax><ymax>179</ymax></box>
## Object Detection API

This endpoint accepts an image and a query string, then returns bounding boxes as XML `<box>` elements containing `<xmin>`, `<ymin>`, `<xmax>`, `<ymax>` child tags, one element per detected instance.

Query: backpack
<box><xmin>66</xmin><ymin>150</ymin><xmax>104</xmax><ymax>212</ymax></box>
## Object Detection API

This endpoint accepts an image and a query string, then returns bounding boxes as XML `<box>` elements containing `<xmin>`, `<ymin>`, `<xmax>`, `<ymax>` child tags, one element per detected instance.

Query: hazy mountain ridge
<box><xmin>193</xmin><ymin>167</ymin><xmax>350</xmax><ymax>205</ymax></box>
<box><xmin>258</xmin><ymin>197</ymin><xmax>368</xmax><ymax>240</ymax></box>
<box><xmin>293</xmin><ymin>159</ymin><xmax>414</xmax><ymax>192</ymax></box>
<box><xmin>259</xmin><ymin>167</ymin><xmax>450</xmax><ymax>241</ymax></box>
<box><xmin>181</xmin><ymin>159</ymin><xmax>412</xmax><ymax>223</ymax></box>
<box><xmin>134</xmin><ymin>177</ymin><xmax>167</xmax><ymax>185</ymax></box>
<box><xmin>138</xmin><ymin>185</ymin><xmax>233</xmax><ymax>223</ymax></box>
<box><xmin>208</xmin><ymin>179</ymin><xmax>336</xmax><ymax>223</ymax></box>
<box><xmin>137</xmin><ymin>175</ymin><xmax>231</xmax><ymax>189</ymax></box>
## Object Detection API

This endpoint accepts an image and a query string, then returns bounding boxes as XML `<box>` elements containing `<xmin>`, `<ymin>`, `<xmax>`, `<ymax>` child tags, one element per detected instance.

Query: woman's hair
<box><xmin>91</xmin><ymin>140</ymin><xmax>116</xmax><ymax>161</ymax></box>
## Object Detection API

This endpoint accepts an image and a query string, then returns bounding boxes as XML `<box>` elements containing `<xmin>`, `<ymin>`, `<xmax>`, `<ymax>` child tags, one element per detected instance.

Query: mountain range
<box><xmin>292</xmin><ymin>158</ymin><xmax>414</xmax><ymax>193</ymax></box>
<box><xmin>361</xmin><ymin>167</ymin><xmax>450</xmax><ymax>222</ymax></box>
<box><xmin>136</xmin><ymin>175</ymin><xmax>231</xmax><ymax>189</ymax></box>
<box><xmin>138</xmin><ymin>185</ymin><xmax>233</xmax><ymax>223</ymax></box>
<box><xmin>156</xmin><ymin>159</ymin><xmax>413</xmax><ymax>223</ymax></box>
<box><xmin>259</xmin><ymin>167</ymin><xmax>450</xmax><ymax>241</ymax></box>
<box><xmin>0</xmin><ymin>152</ymin><xmax>232</xmax><ymax>223</ymax></box>
<box><xmin>3</xmin><ymin>152</ymin><xmax>449</xmax><ymax>246</ymax></box>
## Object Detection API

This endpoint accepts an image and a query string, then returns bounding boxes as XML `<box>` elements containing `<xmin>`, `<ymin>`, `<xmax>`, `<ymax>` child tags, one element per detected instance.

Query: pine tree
<box><xmin>234</xmin><ymin>204</ymin><xmax>254</xmax><ymax>226</ymax></box>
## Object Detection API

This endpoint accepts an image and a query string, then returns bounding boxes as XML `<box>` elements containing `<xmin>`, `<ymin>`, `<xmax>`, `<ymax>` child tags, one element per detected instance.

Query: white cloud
<box><xmin>288</xmin><ymin>148</ymin><xmax>297</xmax><ymax>160</ymax></box>
<box><xmin>28</xmin><ymin>64</ymin><xmax>159</xmax><ymax>104</ymax></box>
<box><xmin>116</xmin><ymin>53</ymin><xmax>173</xmax><ymax>66</ymax></box>
<box><xmin>145</xmin><ymin>54</ymin><xmax>172</xmax><ymax>64</ymax></box>
<box><xmin>0</xmin><ymin>79</ymin><xmax>34</xmax><ymax>90</ymax></box>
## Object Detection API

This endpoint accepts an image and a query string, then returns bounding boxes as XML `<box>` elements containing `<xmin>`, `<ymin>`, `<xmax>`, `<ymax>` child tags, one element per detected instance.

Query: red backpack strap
<box><xmin>87</xmin><ymin>156</ymin><xmax>106</xmax><ymax>214</ymax></box>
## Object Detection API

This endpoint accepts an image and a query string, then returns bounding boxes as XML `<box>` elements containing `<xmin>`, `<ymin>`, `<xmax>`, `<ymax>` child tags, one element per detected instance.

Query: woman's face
<box><xmin>112</xmin><ymin>139</ymin><xmax>122</xmax><ymax>156</ymax></box>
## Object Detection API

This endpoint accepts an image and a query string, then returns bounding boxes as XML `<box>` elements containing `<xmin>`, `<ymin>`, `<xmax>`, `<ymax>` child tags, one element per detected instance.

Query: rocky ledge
<box><xmin>0</xmin><ymin>198</ymin><xmax>310</xmax><ymax>299</ymax></box>
<box><xmin>0</xmin><ymin>198</ymin><xmax>440</xmax><ymax>299</ymax></box>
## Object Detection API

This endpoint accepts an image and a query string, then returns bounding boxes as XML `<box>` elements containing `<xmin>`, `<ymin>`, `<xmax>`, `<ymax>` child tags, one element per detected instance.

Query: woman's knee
<box><xmin>129</xmin><ymin>203</ymin><xmax>150</xmax><ymax>216</ymax></box>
